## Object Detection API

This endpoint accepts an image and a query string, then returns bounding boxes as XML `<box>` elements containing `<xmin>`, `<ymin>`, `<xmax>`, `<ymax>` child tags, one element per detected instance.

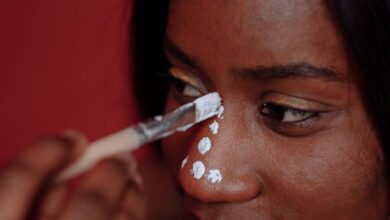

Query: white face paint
<box><xmin>154</xmin><ymin>115</ymin><xmax>163</xmax><ymax>121</ymax></box>
<box><xmin>191</xmin><ymin>161</ymin><xmax>206</xmax><ymax>179</ymax></box>
<box><xmin>198</xmin><ymin>137</ymin><xmax>211</xmax><ymax>155</ymax></box>
<box><xmin>209</xmin><ymin>120</ymin><xmax>219</xmax><ymax>134</ymax></box>
<box><xmin>217</xmin><ymin>106</ymin><xmax>224</xmax><ymax>119</ymax></box>
<box><xmin>181</xmin><ymin>156</ymin><xmax>188</xmax><ymax>169</ymax></box>
<box><xmin>207</xmin><ymin>169</ymin><xmax>223</xmax><ymax>183</ymax></box>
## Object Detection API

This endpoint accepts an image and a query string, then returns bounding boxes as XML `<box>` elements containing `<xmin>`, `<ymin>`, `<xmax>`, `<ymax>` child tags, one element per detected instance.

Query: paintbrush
<box><xmin>55</xmin><ymin>92</ymin><xmax>222</xmax><ymax>182</ymax></box>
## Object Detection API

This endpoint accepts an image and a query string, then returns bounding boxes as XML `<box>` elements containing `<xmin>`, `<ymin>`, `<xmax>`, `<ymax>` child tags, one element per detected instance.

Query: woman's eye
<box><xmin>260</xmin><ymin>103</ymin><xmax>318</xmax><ymax>123</ymax></box>
<box><xmin>171</xmin><ymin>77</ymin><xmax>203</xmax><ymax>97</ymax></box>
<box><xmin>161</xmin><ymin>67</ymin><xmax>207</xmax><ymax>99</ymax></box>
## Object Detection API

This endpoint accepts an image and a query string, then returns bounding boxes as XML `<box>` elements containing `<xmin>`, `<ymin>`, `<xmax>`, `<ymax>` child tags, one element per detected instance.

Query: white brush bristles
<box><xmin>194</xmin><ymin>92</ymin><xmax>222</xmax><ymax>122</ymax></box>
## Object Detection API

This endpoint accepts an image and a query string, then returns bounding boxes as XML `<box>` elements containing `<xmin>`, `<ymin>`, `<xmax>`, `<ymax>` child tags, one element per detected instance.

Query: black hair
<box><xmin>131</xmin><ymin>0</ymin><xmax>390</xmax><ymax>168</ymax></box>
<box><xmin>326</xmin><ymin>0</ymin><xmax>390</xmax><ymax>167</ymax></box>
<box><xmin>131</xmin><ymin>0</ymin><xmax>171</xmax><ymax>119</ymax></box>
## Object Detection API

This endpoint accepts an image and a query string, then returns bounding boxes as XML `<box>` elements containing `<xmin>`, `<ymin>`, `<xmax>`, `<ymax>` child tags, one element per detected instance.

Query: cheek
<box><xmin>264</xmin><ymin>114</ymin><xmax>386</xmax><ymax>216</ymax></box>
<box><xmin>160</xmin><ymin>89</ymin><xmax>387</xmax><ymax>217</ymax></box>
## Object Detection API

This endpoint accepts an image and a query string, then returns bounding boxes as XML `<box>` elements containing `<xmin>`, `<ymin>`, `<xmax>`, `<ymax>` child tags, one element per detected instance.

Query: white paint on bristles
<box><xmin>176</xmin><ymin>92</ymin><xmax>222</xmax><ymax>132</ymax></box>
<box><xmin>207</xmin><ymin>169</ymin><xmax>223</xmax><ymax>183</ymax></box>
<box><xmin>209</xmin><ymin>120</ymin><xmax>219</xmax><ymax>134</ymax></box>
<box><xmin>217</xmin><ymin>106</ymin><xmax>224</xmax><ymax>119</ymax></box>
<box><xmin>181</xmin><ymin>156</ymin><xmax>188</xmax><ymax>169</ymax></box>
<box><xmin>194</xmin><ymin>92</ymin><xmax>222</xmax><ymax>122</ymax></box>
<box><xmin>198</xmin><ymin>137</ymin><xmax>211</xmax><ymax>155</ymax></box>
<box><xmin>154</xmin><ymin>115</ymin><xmax>163</xmax><ymax>121</ymax></box>
<box><xmin>191</xmin><ymin>161</ymin><xmax>206</xmax><ymax>179</ymax></box>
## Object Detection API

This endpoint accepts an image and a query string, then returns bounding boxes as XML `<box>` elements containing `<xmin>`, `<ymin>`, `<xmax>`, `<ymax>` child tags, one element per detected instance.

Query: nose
<box><xmin>178</xmin><ymin>112</ymin><xmax>262</xmax><ymax>203</ymax></box>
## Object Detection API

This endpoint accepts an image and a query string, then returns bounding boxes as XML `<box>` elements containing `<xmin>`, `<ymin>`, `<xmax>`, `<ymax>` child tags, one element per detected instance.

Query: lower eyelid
<box><xmin>260</xmin><ymin>110</ymin><xmax>327</xmax><ymax>129</ymax></box>
<box><xmin>263</xmin><ymin>117</ymin><xmax>326</xmax><ymax>137</ymax></box>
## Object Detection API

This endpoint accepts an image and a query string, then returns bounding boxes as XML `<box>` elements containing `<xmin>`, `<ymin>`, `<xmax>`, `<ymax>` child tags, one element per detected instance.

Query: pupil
<box><xmin>266</xmin><ymin>103</ymin><xmax>287</xmax><ymax>121</ymax></box>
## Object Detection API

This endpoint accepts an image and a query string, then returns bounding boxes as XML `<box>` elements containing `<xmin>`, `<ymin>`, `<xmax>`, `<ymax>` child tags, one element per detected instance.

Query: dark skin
<box><xmin>162</xmin><ymin>0</ymin><xmax>389</xmax><ymax>219</ymax></box>
<box><xmin>0</xmin><ymin>132</ymin><xmax>147</xmax><ymax>220</ymax></box>
<box><xmin>0</xmin><ymin>0</ymin><xmax>388</xmax><ymax>219</ymax></box>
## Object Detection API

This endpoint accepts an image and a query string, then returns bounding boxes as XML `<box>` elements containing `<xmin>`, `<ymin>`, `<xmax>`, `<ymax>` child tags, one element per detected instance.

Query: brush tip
<box><xmin>194</xmin><ymin>92</ymin><xmax>222</xmax><ymax>122</ymax></box>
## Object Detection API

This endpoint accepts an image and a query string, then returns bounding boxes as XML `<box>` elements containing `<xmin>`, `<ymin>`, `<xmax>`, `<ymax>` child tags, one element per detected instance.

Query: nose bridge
<box><xmin>178</xmin><ymin>109</ymin><xmax>261</xmax><ymax>203</ymax></box>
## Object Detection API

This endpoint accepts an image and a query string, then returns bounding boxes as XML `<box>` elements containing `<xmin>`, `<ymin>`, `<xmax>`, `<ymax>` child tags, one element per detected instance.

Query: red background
<box><xmin>0</xmin><ymin>0</ymin><xmax>143</xmax><ymax>165</ymax></box>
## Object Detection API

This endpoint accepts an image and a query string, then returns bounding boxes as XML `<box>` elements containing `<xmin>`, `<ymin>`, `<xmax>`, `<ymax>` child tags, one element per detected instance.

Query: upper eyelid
<box><xmin>169</xmin><ymin>67</ymin><xmax>208</xmax><ymax>93</ymax></box>
<box><xmin>164</xmin><ymin>48</ymin><xmax>214</xmax><ymax>86</ymax></box>
<box><xmin>261</xmin><ymin>92</ymin><xmax>337</xmax><ymax>112</ymax></box>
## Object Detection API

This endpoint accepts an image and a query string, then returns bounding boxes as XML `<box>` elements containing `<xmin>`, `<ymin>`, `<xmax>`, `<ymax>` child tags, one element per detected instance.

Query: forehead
<box><xmin>166</xmin><ymin>0</ymin><xmax>348</xmax><ymax>78</ymax></box>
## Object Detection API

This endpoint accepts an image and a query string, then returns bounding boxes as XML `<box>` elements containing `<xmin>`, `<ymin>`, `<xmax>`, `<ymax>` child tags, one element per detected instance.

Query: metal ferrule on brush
<box><xmin>134</xmin><ymin>102</ymin><xmax>196</xmax><ymax>145</ymax></box>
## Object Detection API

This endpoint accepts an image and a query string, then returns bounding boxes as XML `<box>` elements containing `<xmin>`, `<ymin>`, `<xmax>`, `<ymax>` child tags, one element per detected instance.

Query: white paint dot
<box><xmin>181</xmin><ymin>156</ymin><xmax>188</xmax><ymax>169</ymax></box>
<box><xmin>191</xmin><ymin>161</ymin><xmax>206</xmax><ymax>179</ymax></box>
<box><xmin>207</xmin><ymin>169</ymin><xmax>223</xmax><ymax>183</ymax></box>
<box><xmin>198</xmin><ymin>137</ymin><xmax>211</xmax><ymax>155</ymax></box>
<box><xmin>209</xmin><ymin>120</ymin><xmax>219</xmax><ymax>134</ymax></box>
<box><xmin>154</xmin><ymin>115</ymin><xmax>163</xmax><ymax>121</ymax></box>
<box><xmin>217</xmin><ymin>106</ymin><xmax>224</xmax><ymax>119</ymax></box>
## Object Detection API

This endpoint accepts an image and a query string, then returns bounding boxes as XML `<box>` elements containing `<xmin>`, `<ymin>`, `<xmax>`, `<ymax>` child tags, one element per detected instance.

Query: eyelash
<box><xmin>160</xmin><ymin>69</ymin><xmax>328</xmax><ymax>134</ymax></box>
<box><xmin>259</xmin><ymin>103</ymin><xmax>320</xmax><ymax>123</ymax></box>
<box><xmin>164</xmin><ymin>71</ymin><xmax>322</xmax><ymax>124</ymax></box>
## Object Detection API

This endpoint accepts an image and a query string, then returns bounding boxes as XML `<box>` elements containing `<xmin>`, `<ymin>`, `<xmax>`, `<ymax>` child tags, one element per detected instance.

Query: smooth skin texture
<box><xmin>162</xmin><ymin>0</ymin><xmax>389</xmax><ymax>219</ymax></box>
<box><xmin>0</xmin><ymin>132</ymin><xmax>146</xmax><ymax>220</ymax></box>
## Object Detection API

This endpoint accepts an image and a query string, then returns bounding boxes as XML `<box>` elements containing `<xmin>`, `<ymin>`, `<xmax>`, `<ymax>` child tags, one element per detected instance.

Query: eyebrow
<box><xmin>232</xmin><ymin>62</ymin><xmax>345</xmax><ymax>82</ymax></box>
<box><xmin>163</xmin><ymin>37</ymin><xmax>345</xmax><ymax>82</ymax></box>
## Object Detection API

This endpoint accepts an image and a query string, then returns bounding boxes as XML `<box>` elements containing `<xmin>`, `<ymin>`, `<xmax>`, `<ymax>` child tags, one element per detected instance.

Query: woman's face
<box><xmin>161</xmin><ymin>0</ymin><xmax>389</xmax><ymax>219</ymax></box>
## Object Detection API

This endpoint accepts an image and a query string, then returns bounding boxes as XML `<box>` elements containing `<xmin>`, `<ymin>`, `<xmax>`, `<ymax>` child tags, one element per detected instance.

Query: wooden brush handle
<box><xmin>54</xmin><ymin>127</ymin><xmax>141</xmax><ymax>183</ymax></box>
